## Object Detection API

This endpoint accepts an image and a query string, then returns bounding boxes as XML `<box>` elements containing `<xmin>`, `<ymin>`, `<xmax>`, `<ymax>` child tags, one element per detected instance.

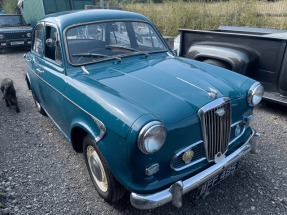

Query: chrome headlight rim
<box><xmin>0</xmin><ymin>34</ymin><xmax>4</xmax><ymax>39</ymax></box>
<box><xmin>26</xmin><ymin>32</ymin><xmax>31</xmax><ymax>37</ymax></box>
<box><xmin>248</xmin><ymin>82</ymin><xmax>264</xmax><ymax>106</ymax></box>
<box><xmin>137</xmin><ymin>121</ymin><xmax>167</xmax><ymax>155</ymax></box>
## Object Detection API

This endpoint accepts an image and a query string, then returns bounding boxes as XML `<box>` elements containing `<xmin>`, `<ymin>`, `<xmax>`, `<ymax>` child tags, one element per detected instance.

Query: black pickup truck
<box><xmin>178</xmin><ymin>26</ymin><xmax>287</xmax><ymax>106</ymax></box>
<box><xmin>0</xmin><ymin>14</ymin><xmax>33</xmax><ymax>53</ymax></box>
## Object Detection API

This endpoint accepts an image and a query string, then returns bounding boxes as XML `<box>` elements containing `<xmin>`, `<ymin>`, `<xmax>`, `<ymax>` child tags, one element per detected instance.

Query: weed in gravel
<box><xmin>0</xmin><ymin>191</ymin><xmax>7</xmax><ymax>208</ymax></box>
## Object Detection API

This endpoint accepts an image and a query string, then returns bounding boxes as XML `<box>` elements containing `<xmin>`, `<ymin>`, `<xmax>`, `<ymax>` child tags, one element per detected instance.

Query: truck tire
<box><xmin>203</xmin><ymin>59</ymin><xmax>231</xmax><ymax>70</ymax></box>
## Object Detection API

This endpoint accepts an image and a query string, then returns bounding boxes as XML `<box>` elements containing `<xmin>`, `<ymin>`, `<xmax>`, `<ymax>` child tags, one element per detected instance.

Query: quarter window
<box><xmin>32</xmin><ymin>24</ymin><xmax>44</xmax><ymax>55</ymax></box>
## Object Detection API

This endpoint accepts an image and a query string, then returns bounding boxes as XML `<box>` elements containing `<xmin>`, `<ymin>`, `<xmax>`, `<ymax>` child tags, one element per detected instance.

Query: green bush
<box><xmin>2</xmin><ymin>0</ymin><xmax>19</xmax><ymax>14</ymax></box>
<box><xmin>125</xmin><ymin>0</ymin><xmax>287</xmax><ymax>36</ymax></box>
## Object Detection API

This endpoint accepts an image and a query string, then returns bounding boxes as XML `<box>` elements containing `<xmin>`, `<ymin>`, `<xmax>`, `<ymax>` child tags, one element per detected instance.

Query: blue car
<box><xmin>25</xmin><ymin>9</ymin><xmax>263</xmax><ymax>209</ymax></box>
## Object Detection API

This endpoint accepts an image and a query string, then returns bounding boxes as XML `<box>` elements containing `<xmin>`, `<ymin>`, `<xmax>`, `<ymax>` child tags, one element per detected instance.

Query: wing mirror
<box><xmin>46</xmin><ymin>38</ymin><xmax>55</xmax><ymax>48</ymax></box>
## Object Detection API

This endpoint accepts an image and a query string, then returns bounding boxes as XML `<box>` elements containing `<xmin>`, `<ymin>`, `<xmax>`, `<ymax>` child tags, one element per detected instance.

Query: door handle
<box><xmin>36</xmin><ymin>68</ymin><xmax>44</xmax><ymax>75</ymax></box>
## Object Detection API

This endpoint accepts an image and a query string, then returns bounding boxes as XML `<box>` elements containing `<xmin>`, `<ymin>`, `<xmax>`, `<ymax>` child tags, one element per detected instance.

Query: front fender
<box><xmin>185</xmin><ymin>43</ymin><xmax>258</xmax><ymax>75</ymax></box>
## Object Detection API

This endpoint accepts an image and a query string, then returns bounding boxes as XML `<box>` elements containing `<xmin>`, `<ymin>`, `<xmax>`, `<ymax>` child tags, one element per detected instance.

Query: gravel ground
<box><xmin>0</xmin><ymin>48</ymin><xmax>287</xmax><ymax>215</ymax></box>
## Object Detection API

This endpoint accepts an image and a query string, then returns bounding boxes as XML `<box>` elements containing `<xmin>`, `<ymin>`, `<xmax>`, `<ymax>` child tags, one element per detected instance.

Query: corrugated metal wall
<box><xmin>43</xmin><ymin>0</ymin><xmax>95</xmax><ymax>14</ymax></box>
<box><xmin>21</xmin><ymin>0</ymin><xmax>45</xmax><ymax>27</ymax></box>
<box><xmin>21</xmin><ymin>0</ymin><xmax>95</xmax><ymax>27</ymax></box>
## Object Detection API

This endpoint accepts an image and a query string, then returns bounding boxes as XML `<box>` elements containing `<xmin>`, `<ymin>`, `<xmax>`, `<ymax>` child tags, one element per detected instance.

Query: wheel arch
<box><xmin>186</xmin><ymin>43</ymin><xmax>259</xmax><ymax>75</ymax></box>
<box><xmin>70</xmin><ymin>118</ymin><xmax>106</xmax><ymax>153</ymax></box>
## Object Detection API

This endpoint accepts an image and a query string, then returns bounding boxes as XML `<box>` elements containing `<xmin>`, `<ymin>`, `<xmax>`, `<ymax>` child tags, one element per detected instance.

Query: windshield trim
<box><xmin>63</xmin><ymin>19</ymin><xmax>169</xmax><ymax>66</ymax></box>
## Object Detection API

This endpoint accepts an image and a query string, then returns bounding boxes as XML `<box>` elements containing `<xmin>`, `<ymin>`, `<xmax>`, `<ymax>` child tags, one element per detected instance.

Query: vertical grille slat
<box><xmin>198</xmin><ymin>98</ymin><xmax>231</xmax><ymax>162</ymax></box>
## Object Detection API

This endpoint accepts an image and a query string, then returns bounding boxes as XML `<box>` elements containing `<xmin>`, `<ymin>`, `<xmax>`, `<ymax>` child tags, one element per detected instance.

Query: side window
<box><xmin>45</xmin><ymin>26</ymin><xmax>62</xmax><ymax>64</ymax></box>
<box><xmin>32</xmin><ymin>24</ymin><xmax>44</xmax><ymax>55</ymax></box>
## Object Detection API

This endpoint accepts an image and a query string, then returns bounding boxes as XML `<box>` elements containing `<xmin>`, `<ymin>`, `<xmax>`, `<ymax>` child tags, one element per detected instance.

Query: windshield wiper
<box><xmin>72</xmin><ymin>53</ymin><xmax>108</xmax><ymax>58</ymax></box>
<box><xmin>72</xmin><ymin>52</ymin><xmax>121</xmax><ymax>63</ymax></box>
<box><xmin>105</xmin><ymin>45</ymin><xmax>149</xmax><ymax>57</ymax></box>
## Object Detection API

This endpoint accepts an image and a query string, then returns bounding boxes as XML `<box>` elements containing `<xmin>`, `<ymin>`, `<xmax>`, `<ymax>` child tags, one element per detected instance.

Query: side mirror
<box><xmin>46</xmin><ymin>38</ymin><xmax>54</xmax><ymax>47</ymax></box>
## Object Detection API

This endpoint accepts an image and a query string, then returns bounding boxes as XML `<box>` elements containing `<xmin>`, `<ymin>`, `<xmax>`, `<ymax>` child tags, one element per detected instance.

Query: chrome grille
<box><xmin>198</xmin><ymin>98</ymin><xmax>231</xmax><ymax>162</ymax></box>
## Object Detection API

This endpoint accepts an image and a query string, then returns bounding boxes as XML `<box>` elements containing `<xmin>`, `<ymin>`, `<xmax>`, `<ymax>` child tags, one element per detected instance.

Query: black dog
<box><xmin>1</xmin><ymin>78</ymin><xmax>20</xmax><ymax>113</ymax></box>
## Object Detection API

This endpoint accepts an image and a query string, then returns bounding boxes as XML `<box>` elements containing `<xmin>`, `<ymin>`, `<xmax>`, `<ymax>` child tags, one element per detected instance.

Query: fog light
<box><xmin>235</xmin><ymin>124</ymin><xmax>241</xmax><ymax>137</ymax></box>
<box><xmin>1</xmin><ymin>43</ymin><xmax>6</xmax><ymax>46</ymax></box>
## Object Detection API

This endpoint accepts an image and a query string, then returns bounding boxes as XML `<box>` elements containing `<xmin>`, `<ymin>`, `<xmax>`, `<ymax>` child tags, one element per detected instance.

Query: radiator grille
<box><xmin>4</xmin><ymin>32</ymin><xmax>31</xmax><ymax>40</ymax></box>
<box><xmin>198</xmin><ymin>98</ymin><xmax>231</xmax><ymax>162</ymax></box>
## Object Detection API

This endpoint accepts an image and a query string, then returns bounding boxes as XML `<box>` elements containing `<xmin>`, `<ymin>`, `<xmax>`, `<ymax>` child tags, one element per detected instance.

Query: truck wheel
<box><xmin>83</xmin><ymin>135</ymin><xmax>125</xmax><ymax>202</ymax></box>
<box><xmin>31</xmin><ymin>91</ymin><xmax>46</xmax><ymax>116</ymax></box>
<box><xmin>203</xmin><ymin>59</ymin><xmax>231</xmax><ymax>70</ymax></box>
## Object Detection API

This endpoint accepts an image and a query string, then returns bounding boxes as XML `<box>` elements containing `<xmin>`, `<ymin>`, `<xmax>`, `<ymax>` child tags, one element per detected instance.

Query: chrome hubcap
<box><xmin>87</xmin><ymin>145</ymin><xmax>108</xmax><ymax>192</ymax></box>
<box><xmin>89</xmin><ymin>155</ymin><xmax>102</xmax><ymax>181</ymax></box>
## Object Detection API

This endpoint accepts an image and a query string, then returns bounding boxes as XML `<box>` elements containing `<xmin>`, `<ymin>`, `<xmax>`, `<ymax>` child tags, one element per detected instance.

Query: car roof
<box><xmin>41</xmin><ymin>9</ymin><xmax>151</xmax><ymax>30</ymax></box>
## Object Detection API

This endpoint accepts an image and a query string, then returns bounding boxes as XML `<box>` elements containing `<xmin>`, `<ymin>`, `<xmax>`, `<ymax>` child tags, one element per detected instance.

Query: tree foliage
<box><xmin>2</xmin><ymin>0</ymin><xmax>19</xmax><ymax>14</ymax></box>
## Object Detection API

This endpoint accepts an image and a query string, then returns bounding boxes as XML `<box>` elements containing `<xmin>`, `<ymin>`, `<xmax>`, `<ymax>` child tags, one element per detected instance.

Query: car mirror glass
<box><xmin>46</xmin><ymin>38</ymin><xmax>54</xmax><ymax>47</ymax></box>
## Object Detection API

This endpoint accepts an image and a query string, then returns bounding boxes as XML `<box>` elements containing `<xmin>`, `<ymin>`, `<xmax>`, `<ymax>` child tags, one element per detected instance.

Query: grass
<box><xmin>124</xmin><ymin>0</ymin><xmax>287</xmax><ymax>36</ymax></box>
<box><xmin>0</xmin><ymin>191</ymin><xmax>7</xmax><ymax>208</ymax></box>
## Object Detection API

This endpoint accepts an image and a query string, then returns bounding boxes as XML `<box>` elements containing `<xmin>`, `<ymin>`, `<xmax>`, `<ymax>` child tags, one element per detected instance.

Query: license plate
<box><xmin>10</xmin><ymin>41</ymin><xmax>24</xmax><ymax>45</ymax></box>
<box><xmin>196</xmin><ymin>161</ymin><xmax>240</xmax><ymax>198</ymax></box>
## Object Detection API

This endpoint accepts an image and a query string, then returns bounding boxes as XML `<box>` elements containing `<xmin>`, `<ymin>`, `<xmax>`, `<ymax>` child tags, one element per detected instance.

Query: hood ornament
<box><xmin>208</xmin><ymin>88</ymin><xmax>218</xmax><ymax>99</ymax></box>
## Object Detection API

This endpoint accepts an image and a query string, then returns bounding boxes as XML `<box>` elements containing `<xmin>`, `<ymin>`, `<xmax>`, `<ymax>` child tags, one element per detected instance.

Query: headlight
<box><xmin>248</xmin><ymin>82</ymin><xmax>264</xmax><ymax>106</ymax></box>
<box><xmin>27</xmin><ymin>33</ymin><xmax>31</xmax><ymax>37</ymax></box>
<box><xmin>137</xmin><ymin>121</ymin><xmax>166</xmax><ymax>154</ymax></box>
<box><xmin>0</xmin><ymin>34</ymin><xmax>4</xmax><ymax>39</ymax></box>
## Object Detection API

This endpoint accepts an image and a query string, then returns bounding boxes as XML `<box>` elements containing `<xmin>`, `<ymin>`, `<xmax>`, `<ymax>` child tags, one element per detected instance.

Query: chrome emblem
<box><xmin>208</xmin><ymin>88</ymin><xmax>218</xmax><ymax>99</ymax></box>
<box><xmin>182</xmin><ymin>149</ymin><xmax>194</xmax><ymax>164</ymax></box>
<box><xmin>215</xmin><ymin>108</ymin><xmax>226</xmax><ymax>117</ymax></box>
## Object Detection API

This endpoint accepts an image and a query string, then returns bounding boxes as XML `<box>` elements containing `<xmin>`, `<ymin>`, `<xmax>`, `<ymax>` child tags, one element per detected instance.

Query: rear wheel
<box><xmin>203</xmin><ymin>59</ymin><xmax>231</xmax><ymax>70</ymax></box>
<box><xmin>83</xmin><ymin>135</ymin><xmax>125</xmax><ymax>202</ymax></box>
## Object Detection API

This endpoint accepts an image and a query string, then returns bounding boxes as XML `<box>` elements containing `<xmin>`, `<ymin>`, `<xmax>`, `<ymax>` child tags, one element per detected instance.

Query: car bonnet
<box><xmin>81</xmin><ymin>55</ymin><xmax>243</xmax><ymax>124</ymax></box>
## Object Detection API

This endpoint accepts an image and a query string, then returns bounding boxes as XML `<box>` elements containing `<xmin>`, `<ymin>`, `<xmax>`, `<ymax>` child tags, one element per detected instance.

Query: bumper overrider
<box><xmin>130</xmin><ymin>129</ymin><xmax>260</xmax><ymax>210</ymax></box>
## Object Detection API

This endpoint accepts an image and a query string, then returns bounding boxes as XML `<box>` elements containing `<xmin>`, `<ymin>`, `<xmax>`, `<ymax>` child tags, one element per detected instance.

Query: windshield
<box><xmin>66</xmin><ymin>21</ymin><xmax>167</xmax><ymax>65</ymax></box>
<box><xmin>0</xmin><ymin>15</ymin><xmax>25</xmax><ymax>27</ymax></box>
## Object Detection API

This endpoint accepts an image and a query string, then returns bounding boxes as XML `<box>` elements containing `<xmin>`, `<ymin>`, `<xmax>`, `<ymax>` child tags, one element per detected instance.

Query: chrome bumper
<box><xmin>130</xmin><ymin>129</ymin><xmax>260</xmax><ymax>210</ymax></box>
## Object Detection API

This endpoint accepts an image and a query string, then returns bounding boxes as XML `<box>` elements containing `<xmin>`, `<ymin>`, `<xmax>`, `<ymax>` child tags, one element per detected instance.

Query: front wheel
<box><xmin>83</xmin><ymin>135</ymin><xmax>125</xmax><ymax>202</ymax></box>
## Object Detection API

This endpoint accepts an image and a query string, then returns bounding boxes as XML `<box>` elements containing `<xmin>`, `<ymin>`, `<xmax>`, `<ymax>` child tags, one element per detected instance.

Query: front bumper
<box><xmin>130</xmin><ymin>129</ymin><xmax>260</xmax><ymax>210</ymax></box>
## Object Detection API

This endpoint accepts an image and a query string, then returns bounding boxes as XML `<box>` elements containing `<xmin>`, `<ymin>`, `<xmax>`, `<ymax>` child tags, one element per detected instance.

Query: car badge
<box><xmin>208</xmin><ymin>88</ymin><xmax>218</xmax><ymax>99</ymax></box>
<box><xmin>215</xmin><ymin>108</ymin><xmax>225</xmax><ymax>117</ymax></box>
<box><xmin>182</xmin><ymin>149</ymin><xmax>194</xmax><ymax>164</ymax></box>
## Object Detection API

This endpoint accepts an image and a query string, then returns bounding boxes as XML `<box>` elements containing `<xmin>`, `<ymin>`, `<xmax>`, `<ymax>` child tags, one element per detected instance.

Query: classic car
<box><xmin>24</xmin><ymin>9</ymin><xmax>263</xmax><ymax>209</ymax></box>
<box><xmin>0</xmin><ymin>14</ymin><xmax>32</xmax><ymax>53</ymax></box>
